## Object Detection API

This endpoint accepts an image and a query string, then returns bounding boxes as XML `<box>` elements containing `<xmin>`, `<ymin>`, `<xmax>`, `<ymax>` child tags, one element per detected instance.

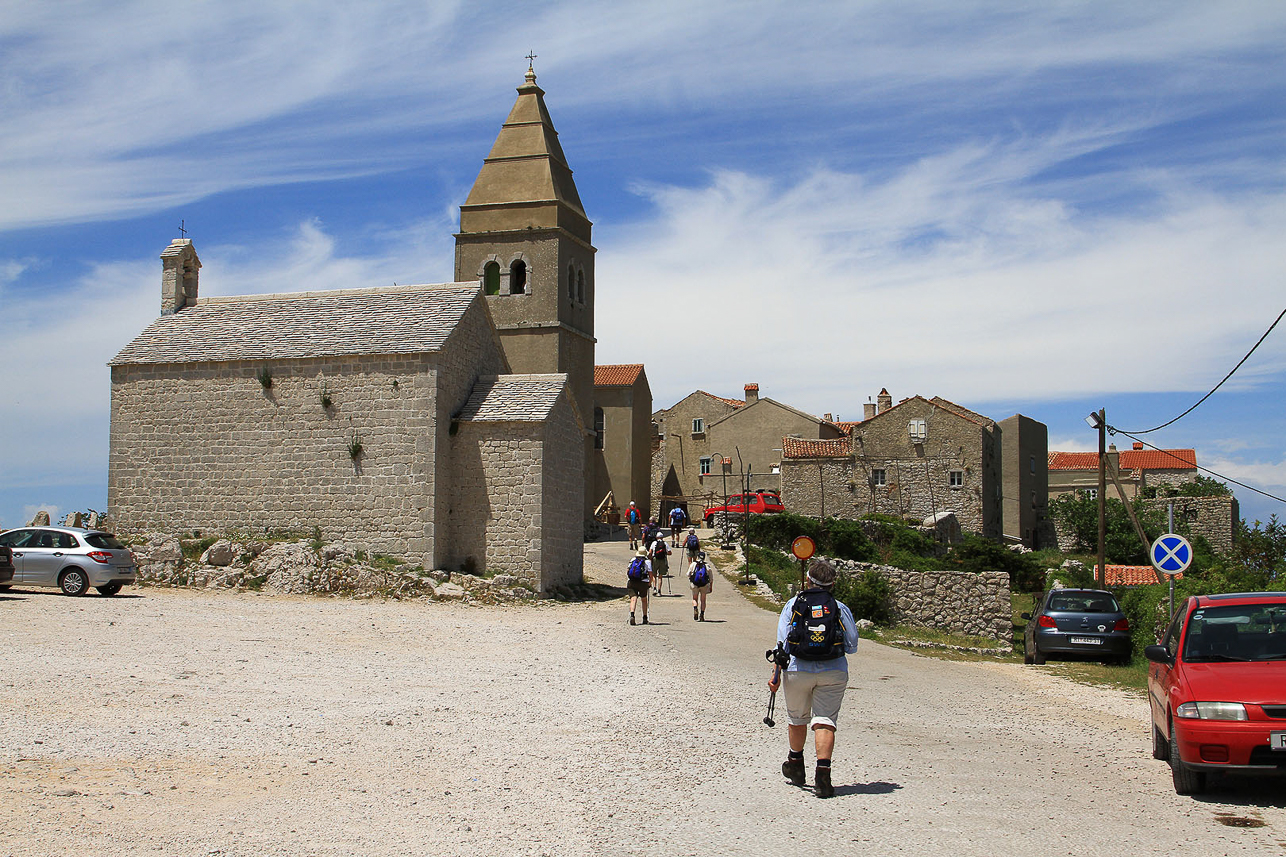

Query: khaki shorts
<box><xmin>690</xmin><ymin>582</ymin><xmax>713</xmax><ymax>595</ymax></box>
<box><xmin>783</xmin><ymin>669</ymin><xmax>848</xmax><ymax>729</ymax></box>
<box><xmin>627</xmin><ymin>579</ymin><xmax>650</xmax><ymax>596</ymax></box>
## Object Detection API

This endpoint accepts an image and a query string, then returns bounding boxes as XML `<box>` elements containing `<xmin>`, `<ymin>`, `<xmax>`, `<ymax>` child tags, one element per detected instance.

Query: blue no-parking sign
<box><xmin>1150</xmin><ymin>533</ymin><xmax>1193</xmax><ymax>575</ymax></box>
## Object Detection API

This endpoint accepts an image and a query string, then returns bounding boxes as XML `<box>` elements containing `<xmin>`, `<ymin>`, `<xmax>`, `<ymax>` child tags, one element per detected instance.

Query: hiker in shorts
<box><xmin>668</xmin><ymin>505</ymin><xmax>687</xmax><ymax>547</ymax></box>
<box><xmin>688</xmin><ymin>551</ymin><xmax>713</xmax><ymax>621</ymax></box>
<box><xmin>649</xmin><ymin>538</ymin><xmax>669</xmax><ymax>595</ymax></box>
<box><xmin>626</xmin><ymin>501</ymin><xmax>642</xmax><ymax>550</ymax></box>
<box><xmin>684</xmin><ymin>528</ymin><xmax>700</xmax><ymax>564</ymax></box>
<box><xmin>767</xmin><ymin>558</ymin><xmax>859</xmax><ymax>799</ymax></box>
<box><xmin>642</xmin><ymin>518</ymin><xmax>660</xmax><ymax>553</ymax></box>
<box><xmin>626</xmin><ymin>548</ymin><xmax>652</xmax><ymax>625</ymax></box>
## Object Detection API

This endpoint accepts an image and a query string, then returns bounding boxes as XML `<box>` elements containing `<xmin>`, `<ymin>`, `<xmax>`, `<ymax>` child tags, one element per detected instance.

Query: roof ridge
<box><xmin>196</xmin><ymin>282</ymin><xmax>476</xmax><ymax>306</ymax></box>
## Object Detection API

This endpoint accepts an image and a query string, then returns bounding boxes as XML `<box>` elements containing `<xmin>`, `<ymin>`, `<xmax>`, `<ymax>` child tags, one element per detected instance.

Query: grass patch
<box><xmin>369</xmin><ymin>554</ymin><xmax>403</xmax><ymax>572</ymax></box>
<box><xmin>1036</xmin><ymin>659</ymin><xmax>1149</xmax><ymax>693</ymax></box>
<box><xmin>180</xmin><ymin>536</ymin><xmax>219</xmax><ymax>562</ymax></box>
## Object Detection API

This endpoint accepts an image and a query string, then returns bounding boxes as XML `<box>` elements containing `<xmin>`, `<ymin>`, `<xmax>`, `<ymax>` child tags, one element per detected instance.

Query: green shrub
<box><xmin>835</xmin><ymin>569</ymin><xmax>894</xmax><ymax>625</ymax></box>
<box><xmin>952</xmin><ymin>534</ymin><xmax>1046</xmax><ymax>592</ymax></box>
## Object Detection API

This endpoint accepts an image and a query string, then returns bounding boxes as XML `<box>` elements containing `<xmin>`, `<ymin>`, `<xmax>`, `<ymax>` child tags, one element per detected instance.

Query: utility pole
<box><xmin>1085</xmin><ymin>409</ymin><xmax>1107</xmax><ymax>586</ymax></box>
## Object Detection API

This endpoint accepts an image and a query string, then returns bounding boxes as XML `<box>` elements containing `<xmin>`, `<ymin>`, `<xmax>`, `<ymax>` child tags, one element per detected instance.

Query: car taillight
<box><xmin>1037</xmin><ymin>615</ymin><xmax>1057</xmax><ymax>628</ymax></box>
<box><xmin>1114</xmin><ymin>618</ymin><xmax>1130</xmax><ymax>631</ymax></box>
<box><xmin>86</xmin><ymin>551</ymin><xmax>113</xmax><ymax>564</ymax></box>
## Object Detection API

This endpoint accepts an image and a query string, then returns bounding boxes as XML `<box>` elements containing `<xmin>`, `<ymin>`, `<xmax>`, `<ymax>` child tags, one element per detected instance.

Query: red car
<box><xmin>1146</xmin><ymin>591</ymin><xmax>1286</xmax><ymax>794</ymax></box>
<box><xmin>703</xmin><ymin>491</ymin><xmax>785</xmax><ymax>527</ymax></box>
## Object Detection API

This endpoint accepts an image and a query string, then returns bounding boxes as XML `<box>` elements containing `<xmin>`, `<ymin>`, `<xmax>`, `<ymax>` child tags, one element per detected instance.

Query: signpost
<box><xmin>791</xmin><ymin>536</ymin><xmax>816</xmax><ymax>593</ymax></box>
<box><xmin>1150</xmin><ymin>533</ymin><xmax>1193</xmax><ymax>619</ymax></box>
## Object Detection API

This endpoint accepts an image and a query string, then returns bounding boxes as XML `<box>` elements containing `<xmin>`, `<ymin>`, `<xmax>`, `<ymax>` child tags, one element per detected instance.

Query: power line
<box><xmin>1107</xmin><ymin>427</ymin><xmax>1286</xmax><ymax>506</ymax></box>
<box><xmin>1116</xmin><ymin>304</ymin><xmax>1286</xmax><ymax>435</ymax></box>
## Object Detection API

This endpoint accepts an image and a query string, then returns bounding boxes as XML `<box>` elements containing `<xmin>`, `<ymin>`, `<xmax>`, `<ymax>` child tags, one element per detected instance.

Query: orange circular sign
<box><xmin>791</xmin><ymin>536</ymin><xmax>816</xmax><ymax>561</ymax></box>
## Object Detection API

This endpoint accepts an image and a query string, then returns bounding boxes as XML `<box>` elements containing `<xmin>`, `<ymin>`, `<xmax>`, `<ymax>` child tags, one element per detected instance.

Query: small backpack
<box><xmin>671</xmin><ymin>507</ymin><xmax>686</xmax><ymax>525</ymax></box>
<box><xmin>627</xmin><ymin>508</ymin><xmax>640</xmax><ymax>525</ymax></box>
<box><xmin>685</xmin><ymin>532</ymin><xmax>699</xmax><ymax>550</ymax></box>
<box><xmin>691</xmin><ymin>562</ymin><xmax>710</xmax><ymax>588</ymax></box>
<box><xmin>652</xmin><ymin>541</ymin><xmax>667</xmax><ymax>558</ymax></box>
<box><xmin>627</xmin><ymin>556</ymin><xmax>649</xmax><ymax>581</ymax></box>
<box><xmin>786</xmin><ymin>590</ymin><xmax>846</xmax><ymax>661</ymax></box>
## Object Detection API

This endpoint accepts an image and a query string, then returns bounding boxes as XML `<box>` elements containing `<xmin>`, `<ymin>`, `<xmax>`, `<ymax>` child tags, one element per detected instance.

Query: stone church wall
<box><xmin>540</xmin><ymin>394</ymin><xmax>587</xmax><ymax>589</ymax></box>
<box><xmin>109</xmin><ymin>354</ymin><xmax>438</xmax><ymax>563</ymax></box>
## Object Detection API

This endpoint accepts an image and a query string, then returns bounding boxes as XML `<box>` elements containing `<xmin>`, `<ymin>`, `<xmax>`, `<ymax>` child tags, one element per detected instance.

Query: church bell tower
<box><xmin>455</xmin><ymin>63</ymin><xmax>597</xmax><ymax>517</ymax></box>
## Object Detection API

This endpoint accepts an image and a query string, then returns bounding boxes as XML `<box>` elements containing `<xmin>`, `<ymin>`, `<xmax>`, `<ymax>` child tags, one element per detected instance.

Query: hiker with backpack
<box><xmin>649</xmin><ymin>538</ymin><xmax>670</xmax><ymax>595</ymax></box>
<box><xmin>684</xmin><ymin>528</ymin><xmax>700</xmax><ymax>563</ymax></box>
<box><xmin>688</xmin><ymin>550</ymin><xmax>713</xmax><ymax>621</ymax></box>
<box><xmin>766</xmin><ymin>558</ymin><xmax>859</xmax><ymax>799</ymax></box>
<box><xmin>626</xmin><ymin>548</ymin><xmax>653</xmax><ymax>625</ymax></box>
<box><xmin>642</xmin><ymin>518</ymin><xmax>661</xmax><ymax>552</ymax></box>
<box><xmin>668</xmin><ymin>505</ymin><xmax>687</xmax><ymax>546</ymax></box>
<box><xmin>625</xmin><ymin>501</ymin><xmax>642</xmax><ymax>550</ymax></box>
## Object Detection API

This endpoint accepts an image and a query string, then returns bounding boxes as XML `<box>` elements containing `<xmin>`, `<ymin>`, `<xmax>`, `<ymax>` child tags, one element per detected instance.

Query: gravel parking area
<box><xmin>3</xmin><ymin>537</ymin><xmax>1284</xmax><ymax>856</ymax></box>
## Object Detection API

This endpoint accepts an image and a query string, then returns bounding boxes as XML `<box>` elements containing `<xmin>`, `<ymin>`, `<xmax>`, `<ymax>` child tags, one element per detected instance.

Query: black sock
<box><xmin>816</xmin><ymin>758</ymin><xmax>831</xmax><ymax>768</ymax></box>
<box><xmin>788</xmin><ymin>750</ymin><xmax>804</xmax><ymax>762</ymax></box>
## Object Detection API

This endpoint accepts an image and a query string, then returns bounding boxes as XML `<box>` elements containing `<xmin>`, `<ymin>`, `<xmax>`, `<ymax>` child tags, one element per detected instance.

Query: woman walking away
<box><xmin>684</xmin><ymin>528</ymin><xmax>700</xmax><ymax>564</ymax></box>
<box><xmin>626</xmin><ymin>548</ymin><xmax>652</xmax><ymax>625</ymax></box>
<box><xmin>650</xmin><ymin>538</ymin><xmax>669</xmax><ymax>595</ymax></box>
<box><xmin>689</xmin><ymin>551</ymin><xmax>713</xmax><ymax>621</ymax></box>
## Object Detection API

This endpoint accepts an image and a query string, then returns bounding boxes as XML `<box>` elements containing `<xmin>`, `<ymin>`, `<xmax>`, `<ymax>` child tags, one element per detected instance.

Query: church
<box><xmin>107</xmin><ymin>66</ymin><xmax>651</xmax><ymax>591</ymax></box>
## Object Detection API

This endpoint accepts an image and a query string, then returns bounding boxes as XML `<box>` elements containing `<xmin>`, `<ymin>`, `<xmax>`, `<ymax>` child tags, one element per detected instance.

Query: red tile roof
<box><xmin>698</xmin><ymin>390</ymin><xmax>745</xmax><ymax>409</ymax></box>
<box><xmin>1048</xmin><ymin>450</ymin><xmax>1197</xmax><ymax>471</ymax></box>
<box><xmin>832</xmin><ymin>421</ymin><xmax>863</xmax><ymax>435</ymax></box>
<box><xmin>594</xmin><ymin>364</ymin><xmax>645</xmax><ymax>386</ymax></box>
<box><xmin>782</xmin><ymin>437</ymin><xmax>852</xmax><ymax>459</ymax></box>
<box><xmin>1096</xmin><ymin>565</ymin><xmax>1175</xmax><ymax>586</ymax></box>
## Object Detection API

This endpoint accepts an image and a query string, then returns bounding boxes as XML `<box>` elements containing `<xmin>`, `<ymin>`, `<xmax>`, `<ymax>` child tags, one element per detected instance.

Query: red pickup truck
<box><xmin>703</xmin><ymin>491</ymin><xmax>785</xmax><ymax>526</ymax></box>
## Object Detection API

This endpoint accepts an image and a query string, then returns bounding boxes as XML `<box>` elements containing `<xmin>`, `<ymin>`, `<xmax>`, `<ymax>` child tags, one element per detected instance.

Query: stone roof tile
<box><xmin>455</xmin><ymin>374</ymin><xmax>569</xmax><ymax>422</ymax></box>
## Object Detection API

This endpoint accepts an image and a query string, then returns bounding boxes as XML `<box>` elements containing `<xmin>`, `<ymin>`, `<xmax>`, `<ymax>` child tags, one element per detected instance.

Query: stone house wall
<box><xmin>653</xmin><ymin>392</ymin><xmax>740</xmax><ymax>515</ymax></box>
<box><xmin>540</xmin><ymin>394</ymin><xmax>588</xmax><ymax>589</ymax></box>
<box><xmin>109</xmin><ymin>354</ymin><xmax>440</xmax><ymax>564</ymax></box>
<box><xmin>778</xmin><ymin>456</ymin><xmax>856</xmax><ymax>521</ymax></box>
<box><xmin>1138</xmin><ymin>495</ymin><xmax>1240</xmax><ymax>556</ymax></box>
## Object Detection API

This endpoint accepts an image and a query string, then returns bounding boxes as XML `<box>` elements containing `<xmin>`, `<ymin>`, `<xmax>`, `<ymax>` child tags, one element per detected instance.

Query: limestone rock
<box><xmin>201</xmin><ymin>541</ymin><xmax>236</xmax><ymax>567</ymax></box>
<box><xmin>434</xmin><ymin>582</ymin><xmax>466</xmax><ymax>599</ymax></box>
<box><xmin>29</xmin><ymin>510</ymin><xmax>50</xmax><ymax>526</ymax></box>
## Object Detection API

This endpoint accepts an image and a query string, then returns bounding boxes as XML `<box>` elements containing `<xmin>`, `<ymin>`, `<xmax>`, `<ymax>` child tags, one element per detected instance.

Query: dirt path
<box><xmin>2</xmin><ymin>536</ymin><xmax>1283</xmax><ymax>856</ymax></box>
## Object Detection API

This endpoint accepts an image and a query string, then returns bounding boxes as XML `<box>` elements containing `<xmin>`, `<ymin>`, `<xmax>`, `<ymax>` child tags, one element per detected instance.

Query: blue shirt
<box><xmin>776</xmin><ymin>591</ymin><xmax>860</xmax><ymax>673</ymax></box>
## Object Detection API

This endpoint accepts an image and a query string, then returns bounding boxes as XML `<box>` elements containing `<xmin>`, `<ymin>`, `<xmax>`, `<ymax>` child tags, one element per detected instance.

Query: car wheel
<box><xmin>96</xmin><ymin>582</ymin><xmax>122</xmax><ymax>596</ymax></box>
<box><xmin>1152</xmin><ymin>724</ymin><xmax>1168</xmax><ymax>761</ymax></box>
<box><xmin>704</xmin><ymin>515</ymin><xmax>713</xmax><ymax>528</ymax></box>
<box><xmin>58</xmin><ymin>569</ymin><xmax>90</xmax><ymax>596</ymax></box>
<box><xmin>1169</xmin><ymin>715</ymin><xmax>1206</xmax><ymax>795</ymax></box>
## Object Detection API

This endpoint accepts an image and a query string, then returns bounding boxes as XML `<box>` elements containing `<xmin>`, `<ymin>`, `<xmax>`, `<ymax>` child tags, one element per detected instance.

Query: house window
<box><xmin>700</xmin><ymin>456</ymin><xmax>711</xmax><ymax>476</ymax></box>
<box><xmin>871</xmin><ymin>469</ymin><xmax>887</xmax><ymax>487</ymax></box>
<box><xmin>1031</xmin><ymin>490</ymin><xmax>1038</xmax><ymax>509</ymax></box>
<box><xmin>691</xmin><ymin>418</ymin><xmax>704</xmax><ymax>434</ymax></box>
<box><xmin>908</xmin><ymin>419</ymin><xmax>927</xmax><ymax>443</ymax></box>
<box><xmin>949</xmin><ymin>471</ymin><xmax>963</xmax><ymax>489</ymax></box>
<box><xmin>509</xmin><ymin>259</ymin><xmax>527</xmax><ymax>294</ymax></box>
<box><xmin>593</xmin><ymin>407</ymin><xmax>604</xmax><ymax>450</ymax></box>
<box><xmin>1085</xmin><ymin>488</ymin><xmax>1098</xmax><ymax>500</ymax></box>
<box><xmin>483</xmin><ymin>261</ymin><xmax>500</xmax><ymax>296</ymax></box>
<box><xmin>1030</xmin><ymin>455</ymin><xmax>1036</xmax><ymax>474</ymax></box>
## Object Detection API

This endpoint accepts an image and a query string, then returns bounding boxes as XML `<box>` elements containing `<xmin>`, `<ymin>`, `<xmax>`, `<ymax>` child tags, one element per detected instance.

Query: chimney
<box><xmin>864</xmin><ymin>399</ymin><xmax>876</xmax><ymax>419</ymax></box>
<box><xmin>744</xmin><ymin>383</ymin><xmax>759</xmax><ymax>404</ymax></box>
<box><xmin>877</xmin><ymin>388</ymin><xmax>892</xmax><ymax>414</ymax></box>
<box><xmin>160</xmin><ymin>238</ymin><xmax>201</xmax><ymax>315</ymax></box>
<box><xmin>824</xmin><ymin>413</ymin><xmax>833</xmax><ymax>423</ymax></box>
<box><xmin>1133</xmin><ymin>442</ymin><xmax>1143</xmax><ymax>450</ymax></box>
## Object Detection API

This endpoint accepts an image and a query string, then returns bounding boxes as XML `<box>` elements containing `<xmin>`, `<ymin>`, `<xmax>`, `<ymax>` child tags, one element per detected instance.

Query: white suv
<box><xmin>0</xmin><ymin>526</ymin><xmax>137</xmax><ymax>596</ymax></box>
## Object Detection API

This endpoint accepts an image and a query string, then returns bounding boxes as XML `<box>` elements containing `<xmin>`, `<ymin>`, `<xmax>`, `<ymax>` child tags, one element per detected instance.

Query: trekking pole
<box><xmin>764</xmin><ymin>665</ymin><xmax>779</xmax><ymax>728</ymax></box>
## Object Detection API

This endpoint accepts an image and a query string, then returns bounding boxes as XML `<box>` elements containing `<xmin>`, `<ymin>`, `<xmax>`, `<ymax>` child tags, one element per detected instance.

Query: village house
<box><xmin>108</xmin><ymin>66</ymin><xmax>651</xmax><ymax>590</ymax></box>
<box><xmin>1047</xmin><ymin>442</ymin><xmax>1198</xmax><ymax>501</ymax></box>
<box><xmin>652</xmin><ymin>384</ymin><xmax>845</xmax><ymax>520</ymax></box>
<box><xmin>593</xmin><ymin>364</ymin><xmax>654</xmax><ymax>520</ymax></box>
<box><xmin>779</xmin><ymin>389</ymin><xmax>1050</xmax><ymax>547</ymax></box>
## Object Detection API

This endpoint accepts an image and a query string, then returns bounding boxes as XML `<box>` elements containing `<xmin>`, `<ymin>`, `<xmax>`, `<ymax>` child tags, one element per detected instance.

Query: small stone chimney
<box><xmin>877</xmin><ymin>388</ymin><xmax>892</xmax><ymax>414</ymax></box>
<box><xmin>824</xmin><ymin>413</ymin><xmax>833</xmax><ymax>423</ymax></box>
<box><xmin>1133</xmin><ymin>442</ymin><xmax>1144</xmax><ymax>450</ymax></box>
<box><xmin>160</xmin><ymin>238</ymin><xmax>201</xmax><ymax>315</ymax></box>
<box><xmin>864</xmin><ymin>400</ymin><xmax>876</xmax><ymax>419</ymax></box>
<box><xmin>744</xmin><ymin>383</ymin><xmax>759</xmax><ymax>404</ymax></box>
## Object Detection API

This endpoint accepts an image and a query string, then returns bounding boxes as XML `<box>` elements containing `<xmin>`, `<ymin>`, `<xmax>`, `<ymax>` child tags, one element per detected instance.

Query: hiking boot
<box><xmin>814</xmin><ymin>765</ymin><xmax>834</xmax><ymax>798</ymax></box>
<box><xmin>699</xmin><ymin>611</ymin><xmax>705</xmax><ymax>622</ymax></box>
<box><xmin>642</xmin><ymin>615</ymin><xmax>649</xmax><ymax>624</ymax></box>
<box><xmin>694</xmin><ymin>607</ymin><xmax>700</xmax><ymax>620</ymax></box>
<box><xmin>782</xmin><ymin>757</ymin><xmax>806</xmax><ymax>787</ymax></box>
<box><xmin>629</xmin><ymin>614</ymin><xmax>636</xmax><ymax>626</ymax></box>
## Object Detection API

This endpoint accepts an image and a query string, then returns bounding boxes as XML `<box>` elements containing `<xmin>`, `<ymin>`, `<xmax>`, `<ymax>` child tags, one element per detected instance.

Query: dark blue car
<box><xmin>1024</xmin><ymin>588</ymin><xmax>1132</xmax><ymax>666</ymax></box>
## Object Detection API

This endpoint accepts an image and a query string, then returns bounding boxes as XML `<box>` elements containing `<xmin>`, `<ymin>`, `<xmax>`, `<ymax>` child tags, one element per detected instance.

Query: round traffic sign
<box><xmin>791</xmin><ymin>536</ymin><xmax>816</xmax><ymax>561</ymax></box>
<box><xmin>1150</xmin><ymin>533</ymin><xmax>1193</xmax><ymax>575</ymax></box>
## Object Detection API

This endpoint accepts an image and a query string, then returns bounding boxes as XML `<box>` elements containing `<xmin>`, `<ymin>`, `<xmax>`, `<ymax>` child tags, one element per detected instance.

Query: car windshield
<box><xmin>1183</xmin><ymin>603</ymin><xmax>1286</xmax><ymax>662</ymax></box>
<box><xmin>84</xmin><ymin>533</ymin><xmax>127</xmax><ymax>550</ymax></box>
<box><xmin>1046</xmin><ymin>593</ymin><xmax>1120</xmax><ymax>613</ymax></box>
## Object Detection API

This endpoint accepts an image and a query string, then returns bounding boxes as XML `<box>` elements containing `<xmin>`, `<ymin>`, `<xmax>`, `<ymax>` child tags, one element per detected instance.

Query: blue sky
<box><xmin>2</xmin><ymin>1</ymin><xmax>1284</xmax><ymax>529</ymax></box>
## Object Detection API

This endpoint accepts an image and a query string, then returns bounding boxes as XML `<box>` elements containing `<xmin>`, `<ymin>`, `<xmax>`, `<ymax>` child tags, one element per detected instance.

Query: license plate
<box><xmin>1069</xmin><ymin>637</ymin><xmax>1102</xmax><ymax>645</ymax></box>
<box><xmin>1272</xmin><ymin>732</ymin><xmax>1286</xmax><ymax>751</ymax></box>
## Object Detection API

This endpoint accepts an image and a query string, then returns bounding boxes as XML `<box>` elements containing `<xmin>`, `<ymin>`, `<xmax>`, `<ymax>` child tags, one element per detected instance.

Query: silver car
<box><xmin>0</xmin><ymin>526</ymin><xmax>137</xmax><ymax>596</ymax></box>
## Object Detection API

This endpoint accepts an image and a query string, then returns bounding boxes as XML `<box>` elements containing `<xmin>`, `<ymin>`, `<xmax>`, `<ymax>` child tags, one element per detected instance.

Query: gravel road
<box><xmin>3</xmin><ymin>534</ymin><xmax>1284</xmax><ymax>856</ymax></box>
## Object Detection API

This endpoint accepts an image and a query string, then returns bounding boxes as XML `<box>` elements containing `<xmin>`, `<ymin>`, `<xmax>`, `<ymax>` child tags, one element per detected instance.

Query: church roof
<box><xmin>459</xmin><ymin>67</ymin><xmax>590</xmax><ymax>242</ymax></box>
<box><xmin>109</xmin><ymin>283</ymin><xmax>479</xmax><ymax>365</ymax></box>
<box><xmin>455</xmin><ymin>374</ymin><xmax>570</xmax><ymax>422</ymax></box>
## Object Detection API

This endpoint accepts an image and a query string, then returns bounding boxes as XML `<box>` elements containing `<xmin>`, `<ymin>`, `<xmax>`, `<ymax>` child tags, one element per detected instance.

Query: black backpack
<box><xmin>691</xmin><ymin>562</ymin><xmax>710</xmax><ymax>587</ymax></box>
<box><xmin>786</xmin><ymin>589</ymin><xmax>846</xmax><ymax>661</ymax></box>
<box><xmin>627</xmin><ymin>556</ymin><xmax>649</xmax><ymax>581</ymax></box>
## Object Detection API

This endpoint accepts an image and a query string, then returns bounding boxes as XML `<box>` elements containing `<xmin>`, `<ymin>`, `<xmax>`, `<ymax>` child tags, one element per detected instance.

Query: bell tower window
<box><xmin>483</xmin><ymin>261</ymin><xmax>500</xmax><ymax>296</ymax></box>
<box><xmin>509</xmin><ymin>260</ymin><xmax>527</xmax><ymax>294</ymax></box>
<box><xmin>567</xmin><ymin>265</ymin><xmax>575</xmax><ymax>302</ymax></box>
<box><xmin>577</xmin><ymin>270</ymin><xmax>585</xmax><ymax>304</ymax></box>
